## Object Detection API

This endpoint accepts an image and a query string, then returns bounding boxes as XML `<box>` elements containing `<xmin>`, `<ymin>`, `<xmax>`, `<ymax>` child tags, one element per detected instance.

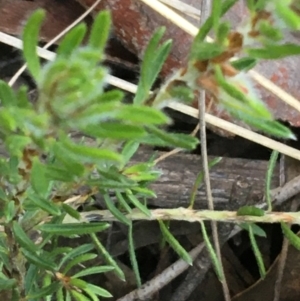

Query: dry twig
<box><xmin>196</xmin><ymin>0</ymin><xmax>230</xmax><ymax>299</ymax></box>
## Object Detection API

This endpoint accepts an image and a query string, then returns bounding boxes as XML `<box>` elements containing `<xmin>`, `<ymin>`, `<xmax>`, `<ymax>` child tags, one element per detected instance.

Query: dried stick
<box><xmin>273</xmin><ymin>156</ymin><xmax>300</xmax><ymax>301</ymax></box>
<box><xmin>80</xmin><ymin>208</ymin><xmax>300</xmax><ymax>224</ymax></box>
<box><xmin>273</xmin><ymin>154</ymin><xmax>287</xmax><ymax>301</ymax></box>
<box><xmin>197</xmin><ymin>0</ymin><xmax>231</xmax><ymax>300</ymax></box>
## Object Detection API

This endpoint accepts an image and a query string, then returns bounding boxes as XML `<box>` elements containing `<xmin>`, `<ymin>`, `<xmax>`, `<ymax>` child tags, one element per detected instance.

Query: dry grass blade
<box><xmin>170</xmin><ymin>103</ymin><xmax>300</xmax><ymax>160</ymax></box>
<box><xmin>159</xmin><ymin>0</ymin><xmax>200</xmax><ymax>19</ymax></box>
<box><xmin>138</xmin><ymin>0</ymin><xmax>300</xmax><ymax>114</ymax></box>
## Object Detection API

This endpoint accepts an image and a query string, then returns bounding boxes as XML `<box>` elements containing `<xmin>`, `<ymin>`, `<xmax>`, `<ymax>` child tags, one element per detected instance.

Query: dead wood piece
<box><xmin>0</xmin><ymin>0</ymin><xmax>92</xmax><ymax>42</ymax></box>
<box><xmin>133</xmin><ymin>149</ymin><xmax>279</xmax><ymax>209</ymax></box>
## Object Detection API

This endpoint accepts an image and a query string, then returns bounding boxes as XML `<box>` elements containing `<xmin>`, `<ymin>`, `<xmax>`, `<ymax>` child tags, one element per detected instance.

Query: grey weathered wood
<box><xmin>133</xmin><ymin>149</ymin><xmax>279</xmax><ymax>210</ymax></box>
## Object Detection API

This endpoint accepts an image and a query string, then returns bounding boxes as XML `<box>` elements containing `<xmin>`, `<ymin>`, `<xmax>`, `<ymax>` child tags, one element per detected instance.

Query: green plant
<box><xmin>0</xmin><ymin>10</ymin><xmax>199</xmax><ymax>300</ymax></box>
<box><xmin>0</xmin><ymin>1</ymin><xmax>300</xmax><ymax>300</ymax></box>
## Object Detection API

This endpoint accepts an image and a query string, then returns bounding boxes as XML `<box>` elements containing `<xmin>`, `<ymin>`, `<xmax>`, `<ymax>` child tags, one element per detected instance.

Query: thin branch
<box><xmin>198</xmin><ymin>0</ymin><xmax>230</xmax><ymax>299</ymax></box>
<box><xmin>1</xmin><ymin>34</ymin><xmax>300</xmax><ymax>160</ymax></box>
<box><xmin>273</xmin><ymin>156</ymin><xmax>299</xmax><ymax>301</ymax></box>
<box><xmin>79</xmin><ymin>208</ymin><xmax>300</xmax><ymax>224</ymax></box>
<box><xmin>138</xmin><ymin>0</ymin><xmax>300</xmax><ymax>114</ymax></box>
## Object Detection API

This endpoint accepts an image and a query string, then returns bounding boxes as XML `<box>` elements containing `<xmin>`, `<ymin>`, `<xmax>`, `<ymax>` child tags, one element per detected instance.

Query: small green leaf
<box><xmin>21</xmin><ymin>248</ymin><xmax>57</xmax><ymax>270</ymax></box>
<box><xmin>66</xmin><ymin>291</ymin><xmax>72</xmax><ymax>301</ymax></box>
<box><xmin>123</xmin><ymin>162</ymin><xmax>154</xmax><ymax>175</ymax></box>
<box><xmin>237</xmin><ymin>206</ymin><xmax>265</xmax><ymax>216</ymax></box>
<box><xmin>239</xmin><ymin>223</ymin><xmax>266</xmax><ymax>237</ymax></box>
<box><xmin>248</xmin><ymin>224</ymin><xmax>266</xmax><ymax>278</ymax></box>
<box><xmin>258</xmin><ymin>20</ymin><xmax>283</xmax><ymax>41</ymax></box>
<box><xmin>200</xmin><ymin>221</ymin><xmax>224</xmax><ymax>280</ymax></box>
<box><xmin>86</xmin><ymin>283</ymin><xmax>113</xmax><ymax>298</ymax></box>
<box><xmin>83</xmin><ymin>122</ymin><xmax>146</xmax><ymax>140</ymax></box>
<box><xmin>236</xmin><ymin>114</ymin><xmax>296</xmax><ymax>140</ymax></box>
<box><xmin>62</xmin><ymin>203</ymin><xmax>81</xmax><ymax>220</ymax></box>
<box><xmin>253</xmin><ymin>0</ymin><xmax>268</xmax><ymax>10</ymax></box>
<box><xmin>212</xmin><ymin>0</ymin><xmax>222</xmax><ymax>33</ymax></box>
<box><xmin>281</xmin><ymin>222</ymin><xmax>300</xmax><ymax>250</ymax></box>
<box><xmin>82</xmin><ymin>288</ymin><xmax>98</xmax><ymax>301</ymax></box>
<box><xmin>5</xmin><ymin>135</ymin><xmax>31</xmax><ymax>157</ymax></box>
<box><xmin>56</xmin><ymin>287</ymin><xmax>64</xmax><ymax>301</ymax></box>
<box><xmin>13</xmin><ymin>221</ymin><xmax>39</xmax><ymax>254</ymax></box>
<box><xmin>98</xmin><ymin>167</ymin><xmax>129</xmax><ymax>182</ymax></box>
<box><xmin>73</xmin><ymin>266</ymin><xmax>114</xmax><ymax>278</ymax></box>
<box><xmin>116</xmin><ymin>191</ymin><xmax>132</xmax><ymax>213</ymax></box>
<box><xmin>43</xmin><ymin>165</ymin><xmax>75</xmax><ymax>182</ymax></box>
<box><xmin>71</xmin><ymin>289</ymin><xmax>91</xmax><ymax>301</ymax></box>
<box><xmin>16</xmin><ymin>85</ymin><xmax>31</xmax><ymax>108</ymax></box>
<box><xmin>216</xmin><ymin>21</ymin><xmax>231</xmax><ymax>44</ymax></box>
<box><xmin>31</xmin><ymin>158</ymin><xmax>51</xmax><ymax>198</ymax></box>
<box><xmin>168</xmin><ymin>83</ymin><xmax>195</xmax><ymax>103</ymax></box>
<box><xmin>147</xmin><ymin>126</ymin><xmax>198</xmax><ymax>150</ymax></box>
<box><xmin>24</xmin><ymin>264</ymin><xmax>38</xmax><ymax>295</ymax></box>
<box><xmin>134</xmin><ymin>27</ymin><xmax>172</xmax><ymax>105</ymax></box>
<box><xmin>40</xmin><ymin>223</ymin><xmax>109</xmax><ymax>236</ymax></box>
<box><xmin>62</xmin><ymin>139</ymin><xmax>122</xmax><ymax>163</ymax></box>
<box><xmin>159</xmin><ymin>220</ymin><xmax>193</xmax><ymax>265</ymax></box>
<box><xmin>59</xmin><ymin>244</ymin><xmax>94</xmax><ymax>269</ymax></box>
<box><xmin>103</xmin><ymin>193</ymin><xmax>131</xmax><ymax>226</ymax></box>
<box><xmin>63</xmin><ymin>253</ymin><xmax>97</xmax><ymax>274</ymax></box>
<box><xmin>88</xmin><ymin>11</ymin><xmax>111</xmax><ymax>50</ymax></box>
<box><xmin>0</xmin><ymin>81</ymin><xmax>17</xmax><ymax>106</ymax></box>
<box><xmin>265</xmin><ymin>150</ymin><xmax>279</xmax><ymax>212</ymax></box>
<box><xmin>126</xmin><ymin>193</ymin><xmax>151</xmax><ymax>217</ymax></box>
<box><xmin>231</xmin><ymin>57</ymin><xmax>257</xmax><ymax>71</ymax></box>
<box><xmin>4</xmin><ymin>201</ymin><xmax>15</xmax><ymax>222</ymax></box>
<box><xmin>0</xmin><ymin>109</ymin><xmax>17</xmax><ymax>133</ymax></box>
<box><xmin>0</xmin><ymin>249</ymin><xmax>10</xmax><ymax>272</ymax></box>
<box><xmin>52</xmin><ymin>142</ymin><xmax>85</xmax><ymax>177</ymax></box>
<box><xmin>50</xmin><ymin>247</ymin><xmax>72</xmax><ymax>257</ymax></box>
<box><xmin>248</xmin><ymin>44</ymin><xmax>300</xmax><ymax>59</ymax></box>
<box><xmin>128</xmin><ymin>223</ymin><xmax>141</xmax><ymax>287</ymax></box>
<box><xmin>27</xmin><ymin>282</ymin><xmax>61</xmax><ymax>299</ymax></box>
<box><xmin>275</xmin><ymin>2</ymin><xmax>300</xmax><ymax>30</ymax></box>
<box><xmin>90</xmin><ymin>233</ymin><xmax>125</xmax><ymax>281</ymax></box>
<box><xmin>57</xmin><ymin>24</ymin><xmax>87</xmax><ymax>57</ymax></box>
<box><xmin>131</xmin><ymin>186</ymin><xmax>157</xmax><ymax>198</ymax></box>
<box><xmin>0</xmin><ymin>278</ymin><xmax>16</xmax><ymax>291</ymax></box>
<box><xmin>121</xmin><ymin>141</ymin><xmax>140</xmax><ymax>166</ymax></box>
<box><xmin>190</xmin><ymin>42</ymin><xmax>224</xmax><ymax>61</ymax></box>
<box><xmin>88</xmin><ymin>179</ymin><xmax>137</xmax><ymax>190</ymax></box>
<box><xmin>28</xmin><ymin>194</ymin><xmax>61</xmax><ymax>216</ymax></box>
<box><xmin>115</xmin><ymin>105</ymin><xmax>170</xmax><ymax>125</ymax></box>
<box><xmin>215</xmin><ymin>66</ymin><xmax>272</xmax><ymax>120</ymax></box>
<box><xmin>22</xmin><ymin>9</ymin><xmax>45</xmax><ymax>80</ymax></box>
